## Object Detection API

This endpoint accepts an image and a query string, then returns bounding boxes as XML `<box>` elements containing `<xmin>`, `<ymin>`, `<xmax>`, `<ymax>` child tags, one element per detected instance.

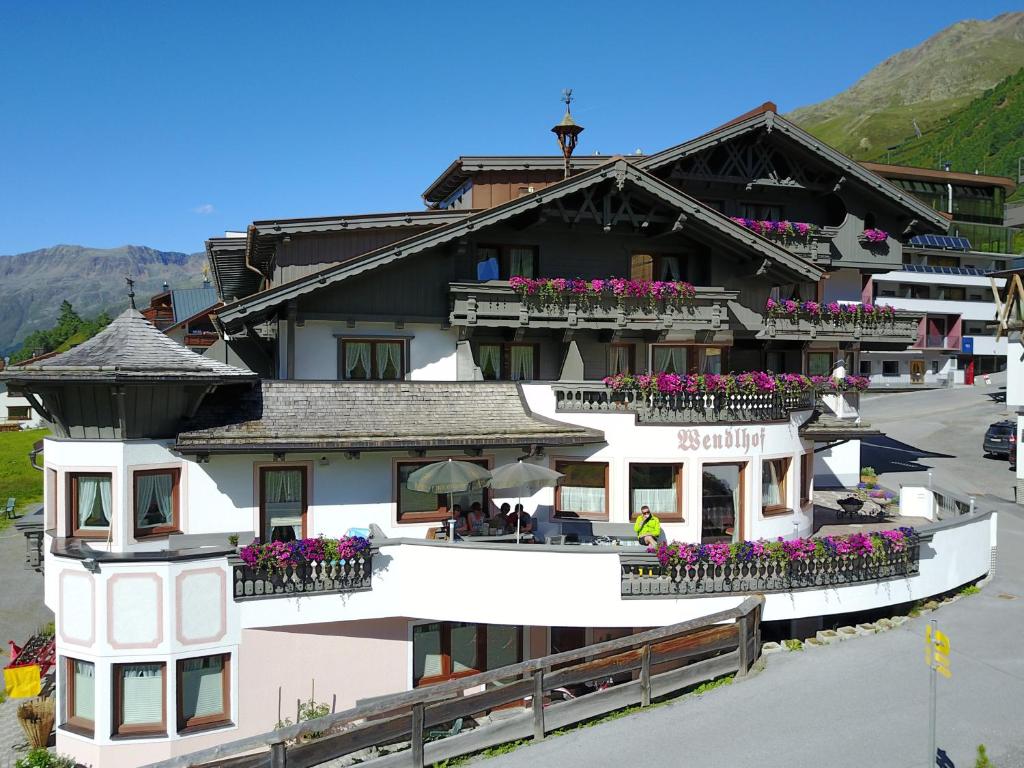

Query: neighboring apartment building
<box><xmin>5</xmin><ymin>104</ymin><xmax>998</xmax><ymax>768</ymax></box>
<box><xmin>858</xmin><ymin>163</ymin><xmax>1020</xmax><ymax>385</ymax></box>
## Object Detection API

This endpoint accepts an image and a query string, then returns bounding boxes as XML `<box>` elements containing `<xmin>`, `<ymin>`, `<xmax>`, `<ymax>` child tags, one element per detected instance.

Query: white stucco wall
<box><xmin>813</xmin><ymin>439</ymin><xmax>860</xmax><ymax>488</ymax></box>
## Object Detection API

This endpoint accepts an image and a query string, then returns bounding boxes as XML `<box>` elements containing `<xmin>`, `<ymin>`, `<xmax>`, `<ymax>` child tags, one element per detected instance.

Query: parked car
<box><xmin>983</xmin><ymin>420</ymin><xmax>1016</xmax><ymax>458</ymax></box>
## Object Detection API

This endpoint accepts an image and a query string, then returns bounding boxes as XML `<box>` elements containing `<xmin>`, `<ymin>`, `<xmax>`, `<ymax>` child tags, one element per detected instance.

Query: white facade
<box><xmin>0</xmin><ymin>385</ymin><xmax>43</xmax><ymax>428</ymax></box>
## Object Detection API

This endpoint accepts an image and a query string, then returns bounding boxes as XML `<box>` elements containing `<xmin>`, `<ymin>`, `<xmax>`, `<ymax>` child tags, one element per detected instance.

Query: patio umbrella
<box><xmin>406</xmin><ymin>459</ymin><xmax>492</xmax><ymax>541</ymax></box>
<box><xmin>488</xmin><ymin>461</ymin><xmax>563</xmax><ymax>543</ymax></box>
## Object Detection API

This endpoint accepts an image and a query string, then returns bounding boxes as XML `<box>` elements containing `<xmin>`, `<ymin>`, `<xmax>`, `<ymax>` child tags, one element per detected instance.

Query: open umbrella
<box><xmin>488</xmin><ymin>461</ymin><xmax>563</xmax><ymax>543</ymax></box>
<box><xmin>406</xmin><ymin>459</ymin><xmax>492</xmax><ymax>541</ymax></box>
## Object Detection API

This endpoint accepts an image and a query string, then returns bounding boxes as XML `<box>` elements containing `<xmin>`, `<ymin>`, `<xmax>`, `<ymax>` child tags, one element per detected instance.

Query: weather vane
<box><xmin>562</xmin><ymin>88</ymin><xmax>574</xmax><ymax>111</ymax></box>
<box><xmin>125</xmin><ymin>274</ymin><xmax>136</xmax><ymax>309</ymax></box>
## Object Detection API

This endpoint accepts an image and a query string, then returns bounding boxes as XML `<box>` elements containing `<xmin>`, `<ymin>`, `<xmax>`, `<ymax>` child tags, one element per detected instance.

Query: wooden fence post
<box><xmin>736</xmin><ymin>614</ymin><xmax>750</xmax><ymax>677</ymax></box>
<box><xmin>270</xmin><ymin>742</ymin><xmax>287</xmax><ymax>768</ymax></box>
<box><xmin>411</xmin><ymin>703</ymin><xmax>425</xmax><ymax>768</ymax></box>
<box><xmin>640</xmin><ymin>644</ymin><xmax>651</xmax><ymax>707</ymax></box>
<box><xmin>532</xmin><ymin>669</ymin><xmax>545</xmax><ymax>741</ymax></box>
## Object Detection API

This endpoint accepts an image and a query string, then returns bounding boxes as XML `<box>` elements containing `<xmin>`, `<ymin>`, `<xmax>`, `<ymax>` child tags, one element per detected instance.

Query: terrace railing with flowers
<box><xmin>729</xmin><ymin>218</ymin><xmax>837</xmax><ymax>262</ymax></box>
<box><xmin>620</xmin><ymin>529</ymin><xmax>919</xmax><ymax>597</ymax></box>
<box><xmin>448</xmin><ymin>280</ymin><xmax>736</xmax><ymax>333</ymax></box>
<box><xmin>231</xmin><ymin>535</ymin><xmax>374</xmax><ymax>601</ymax></box>
<box><xmin>553</xmin><ymin>371</ymin><xmax>827</xmax><ymax>424</ymax></box>
<box><xmin>760</xmin><ymin>298</ymin><xmax>922</xmax><ymax>344</ymax></box>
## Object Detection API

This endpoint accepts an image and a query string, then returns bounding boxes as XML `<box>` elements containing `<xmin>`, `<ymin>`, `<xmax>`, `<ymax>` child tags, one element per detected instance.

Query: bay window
<box><xmin>133</xmin><ymin>468</ymin><xmax>180</xmax><ymax>538</ymax></box>
<box><xmin>762</xmin><ymin>457</ymin><xmax>790</xmax><ymax>515</ymax></box>
<box><xmin>178</xmin><ymin>654</ymin><xmax>230</xmax><ymax>732</ymax></box>
<box><xmin>629</xmin><ymin>463</ymin><xmax>683</xmax><ymax>520</ymax></box>
<box><xmin>69</xmin><ymin>473</ymin><xmax>112</xmax><ymax>538</ymax></box>
<box><xmin>339</xmin><ymin>338</ymin><xmax>406</xmax><ymax>380</ymax></box>
<box><xmin>412</xmin><ymin>622</ymin><xmax>522</xmax><ymax>686</ymax></box>
<box><xmin>113</xmin><ymin>662</ymin><xmax>166</xmax><ymax>737</ymax></box>
<box><xmin>554</xmin><ymin>460</ymin><xmax>608</xmax><ymax>520</ymax></box>
<box><xmin>64</xmin><ymin>658</ymin><xmax>94</xmax><ymax>736</ymax></box>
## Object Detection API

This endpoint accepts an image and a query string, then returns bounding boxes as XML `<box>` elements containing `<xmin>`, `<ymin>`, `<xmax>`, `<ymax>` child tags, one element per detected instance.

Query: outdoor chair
<box><xmin>426</xmin><ymin>717</ymin><xmax>463</xmax><ymax>742</ymax></box>
<box><xmin>5</xmin><ymin>497</ymin><xmax>15</xmax><ymax>519</ymax></box>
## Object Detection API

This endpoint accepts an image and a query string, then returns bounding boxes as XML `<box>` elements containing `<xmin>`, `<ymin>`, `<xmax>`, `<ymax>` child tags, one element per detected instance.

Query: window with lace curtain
<box><xmin>69</xmin><ymin>473</ymin><xmax>112</xmax><ymax>538</ymax></box>
<box><xmin>259</xmin><ymin>467</ymin><xmax>307</xmax><ymax>541</ymax></box>
<box><xmin>412</xmin><ymin>622</ymin><xmax>521</xmax><ymax>686</ymax></box>
<box><xmin>133</xmin><ymin>468</ymin><xmax>180</xmax><ymax>538</ymax></box>
<box><xmin>629</xmin><ymin>463</ymin><xmax>683</xmax><ymax>520</ymax></box>
<box><xmin>761</xmin><ymin>457</ymin><xmax>790</xmax><ymax>515</ymax></box>
<box><xmin>64</xmin><ymin>657</ymin><xmax>94</xmax><ymax>736</ymax></box>
<box><xmin>113</xmin><ymin>662</ymin><xmax>166</xmax><ymax>736</ymax></box>
<box><xmin>475</xmin><ymin>343</ymin><xmax>538</xmax><ymax>381</ymax></box>
<box><xmin>476</xmin><ymin>244</ymin><xmax>538</xmax><ymax>280</ymax></box>
<box><xmin>177</xmin><ymin>654</ymin><xmax>230</xmax><ymax>732</ymax></box>
<box><xmin>608</xmin><ymin>343</ymin><xmax>635</xmax><ymax>376</ymax></box>
<box><xmin>339</xmin><ymin>338</ymin><xmax>406</xmax><ymax>380</ymax></box>
<box><xmin>554</xmin><ymin>460</ymin><xmax>608</xmax><ymax>520</ymax></box>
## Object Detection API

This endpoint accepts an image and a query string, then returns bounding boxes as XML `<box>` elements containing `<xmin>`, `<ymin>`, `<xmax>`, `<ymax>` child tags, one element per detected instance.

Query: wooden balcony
<box><xmin>231</xmin><ymin>553</ymin><xmax>373</xmax><ymax>601</ymax></box>
<box><xmin>620</xmin><ymin>533</ymin><xmax>920</xmax><ymax>597</ymax></box>
<box><xmin>551</xmin><ymin>383</ymin><xmax>814</xmax><ymax>424</ymax></box>
<box><xmin>449</xmin><ymin>281</ymin><xmax>736</xmax><ymax>334</ymax></box>
<box><xmin>758</xmin><ymin>310</ymin><xmax>922</xmax><ymax>344</ymax></box>
<box><xmin>768</xmin><ymin>226</ymin><xmax>837</xmax><ymax>264</ymax></box>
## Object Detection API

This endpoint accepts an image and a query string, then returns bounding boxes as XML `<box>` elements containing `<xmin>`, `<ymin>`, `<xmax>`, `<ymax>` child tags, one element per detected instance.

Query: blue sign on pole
<box><xmin>961</xmin><ymin>336</ymin><xmax>974</xmax><ymax>354</ymax></box>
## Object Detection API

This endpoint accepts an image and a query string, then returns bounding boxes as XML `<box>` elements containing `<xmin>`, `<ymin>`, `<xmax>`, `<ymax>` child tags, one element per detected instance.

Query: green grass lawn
<box><xmin>0</xmin><ymin>428</ymin><xmax>48</xmax><ymax>530</ymax></box>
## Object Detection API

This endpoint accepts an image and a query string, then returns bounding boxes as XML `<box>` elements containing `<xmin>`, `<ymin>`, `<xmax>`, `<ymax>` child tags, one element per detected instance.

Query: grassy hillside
<box><xmin>0</xmin><ymin>428</ymin><xmax>48</xmax><ymax>530</ymax></box>
<box><xmin>875</xmin><ymin>67</ymin><xmax>1024</xmax><ymax>201</ymax></box>
<box><xmin>0</xmin><ymin>244</ymin><xmax>207</xmax><ymax>357</ymax></box>
<box><xmin>789</xmin><ymin>12</ymin><xmax>1024</xmax><ymax>160</ymax></box>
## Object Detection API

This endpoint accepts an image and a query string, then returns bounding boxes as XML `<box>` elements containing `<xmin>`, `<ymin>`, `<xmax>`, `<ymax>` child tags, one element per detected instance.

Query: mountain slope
<box><xmin>788</xmin><ymin>12</ymin><xmax>1024</xmax><ymax>159</ymax></box>
<box><xmin>876</xmin><ymin>67</ymin><xmax>1024</xmax><ymax>200</ymax></box>
<box><xmin>0</xmin><ymin>245</ymin><xmax>208</xmax><ymax>357</ymax></box>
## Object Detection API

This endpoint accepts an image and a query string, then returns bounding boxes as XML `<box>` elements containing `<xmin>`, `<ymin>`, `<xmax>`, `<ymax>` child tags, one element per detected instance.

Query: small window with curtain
<box><xmin>807</xmin><ymin>351</ymin><xmax>832</xmax><ymax>376</ymax></box>
<box><xmin>177</xmin><ymin>654</ymin><xmax>230</xmax><ymax>732</ymax></box>
<box><xmin>508</xmin><ymin>343</ymin><xmax>537</xmax><ymax>381</ymax></box>
<box><xmin>69</xmin><ymin>473</ymin><xmax>112</xmax><ymax>538</ymax></box>
<box><xmin>508</xmin><ymin>246</ymin><xmax>537</xmax><ymax>278</ymax></box>
<box><xmin>477</xmin><ymin>244</ymin><xmax>538</xmax><ymax>280</ymax></box>
<box><xmin>64</xmin><ymin>657</ymin><xmax>95</xmax><ymax>736</ymax></box>
<box><xmin>133</xmin><ymin>468</ymin><xmax>180</xmax><ymax>538</ymax></box>
<box><xmin>113</xmin><ymin>662</ymin><xmax>166</xmax><ymax>737</ymax></box>
<box><xmin>339</xmin><ymin>338</ymin><xmax>406</xmax><ymax>380</ymax></box>
<box><xmin>554</xmin><ymin>460</ymin><xmax>608</xmax><ymax>520</ymax></box>
<box><xmin>478</xmin><ymin>344</ymin><xmax>502</xmax><ymax>380</ymax></box>
<box><xmin>259</xmin><ymin>467</ymin><xmax>306</xmax><ymax>542</ymax></box>
<box><xmin>699</xmin><ymin>347</ymin><xmax>723</xmax><ymax>374</ymax></box>
<box><xmin>477</xmin><ymin>343</ymin><xmax>538</xmax><ymax>381</ymax></box>
<box><xmin>608</xmin><ymin>343</ymin><xmax>635</xmax><ymax>376</ymax></box>
<box><xmin>412</xmin><ymin>622</ymin><xmax>521</xmax><ymax>686</ymax></box>
<box><xmin>801</xmin><ymin>453</ymin><xmax>814</xmax><ymax>505</ymax></box>
<box><xmin>629</xmin><ymin>463</ymin><xmax>682</xmax><ymax>520</ymax></box>
<box><xmin>651</xmin><ymin>345</ymin><xmax>687</xmax><ymax>374</ymax></box>
<box><xmin>631</xmin><ymin>254</ymin><xmax>683</xmax><ymax>282</ymax></box>
<box><xmin>766</xmin><ymin>351</ymin><xmax>783</xmax><ymax>374</ymax></box>
<box><xmin>761</xmin><ymin>457</ymin><xmax>790</xmax><ymax>516</ymax></box>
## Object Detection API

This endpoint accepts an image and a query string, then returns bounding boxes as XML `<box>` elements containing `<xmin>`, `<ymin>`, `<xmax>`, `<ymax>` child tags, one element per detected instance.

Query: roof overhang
<box><xmin>861</xmin><ymin>161</ymin><xmax>1017</xmax><ymax>192</ymax></box>
<box><xmin>638</xmin><ymin>110</ymin><xmax>951</xmax><ymax>233</ymax></box>
<box><xmin>217</xmin><ymin>158</ymin><xmax>823</xmax><ymax>331</ymax></box>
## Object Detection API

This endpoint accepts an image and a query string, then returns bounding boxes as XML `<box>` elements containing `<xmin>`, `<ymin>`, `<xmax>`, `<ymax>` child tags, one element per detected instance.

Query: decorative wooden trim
<box><xmin>551</xmin><ymin>457</ymin><xmax>610</xmax><ymax>522</ymax></box>
<box><xmin>176</xmin><ymin>653</ymin><xmax>231</xmax><ymax>732</ymax></box>
<box><xmin>131</xmin><ymin>466</ymin><xmax>183</xmax><ymax>539</ymax></box>
<box><xmin>392</xmin><ymin>455</ymin><xmax>494</xmax><ymax>525</ymax></box>
<box><xmin>112</xmin><ymin>661</ymin><xmax>167</xmax><ymax>737</ymax></box>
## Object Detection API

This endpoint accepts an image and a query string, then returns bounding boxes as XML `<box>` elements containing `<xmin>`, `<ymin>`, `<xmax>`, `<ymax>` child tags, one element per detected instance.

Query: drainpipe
<box><xmin>947</xmin><ymin>183</ymin><xmax>953</xmax><ymax>216</ymax></box>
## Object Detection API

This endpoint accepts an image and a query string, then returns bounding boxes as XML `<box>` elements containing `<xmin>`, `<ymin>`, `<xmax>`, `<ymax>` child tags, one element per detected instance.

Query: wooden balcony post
<box><xmin>411</xmin><ymin>703</ymin><xmax>425</xmax><ymax>768</ymax></box>
<box><xmin>270</xmin><ymin>741</ymin><xmax>287</xmax><ymax>768</ymax></box>
<box><xmin>640</xmin><ymin>644</ymin><xmax>651</xmax><ymax>707</ymax></box>
<box><xmin>736</xmin><ymin>614</ymin><xmax>750</xmax><ymax>677</ymax></box>
<box><xmin>532</xmin><ymin>669</ymin><xmax>545</xmax><ymax>741</ymax></box>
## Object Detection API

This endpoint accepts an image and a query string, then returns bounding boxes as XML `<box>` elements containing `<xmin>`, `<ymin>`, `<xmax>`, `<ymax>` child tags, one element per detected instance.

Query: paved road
<box><xmin>481</xmin><ymin>382</ymin><xmax>1024</xmax><ymax>768</ymax></box>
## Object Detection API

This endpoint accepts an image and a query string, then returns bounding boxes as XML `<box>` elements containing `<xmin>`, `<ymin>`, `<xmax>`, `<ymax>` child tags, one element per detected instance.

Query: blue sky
<box><xmin>0</xmin><ymin>0</ymin><xmax>1019</xmax><ymax>255</ymax></box>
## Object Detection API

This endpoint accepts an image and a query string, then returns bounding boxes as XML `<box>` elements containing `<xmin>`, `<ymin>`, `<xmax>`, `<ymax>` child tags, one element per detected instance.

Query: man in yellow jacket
<box><xmin>633</xmin><ymin>506</ymin><xmax>661</xmax><ymax>547</ymax></box>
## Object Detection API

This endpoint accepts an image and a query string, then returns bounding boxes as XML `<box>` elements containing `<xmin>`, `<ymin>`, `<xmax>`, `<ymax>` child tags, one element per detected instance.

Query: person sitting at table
<box><xmin>451</xmin><ymin>504</ymin><xmax>469</xmax><ymax>536</ymax></box>
<box><xmin>467</xmin><ymin>502</ymin><xmax>486</xmax><ymax>534</ymax></box>
<box><xmin>495</xmin><ymin>502</ymin><xmax>511</xmax><ymax>524</ymax></box>
<box><xmin>505</xmin><ymin>503</ymin><xmax>534</xmax><ymax>537</ymax></box>
<box><xmin>633</xmin><ymin>505</ymin><xmax>661</xmax><ymax>547</ymax></box>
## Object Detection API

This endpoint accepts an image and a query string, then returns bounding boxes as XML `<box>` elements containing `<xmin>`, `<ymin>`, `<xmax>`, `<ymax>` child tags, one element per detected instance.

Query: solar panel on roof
<box><xmin>909</xmin><ymin>234</ymin><xmax>972</xmax><ymax>251</ymax></box>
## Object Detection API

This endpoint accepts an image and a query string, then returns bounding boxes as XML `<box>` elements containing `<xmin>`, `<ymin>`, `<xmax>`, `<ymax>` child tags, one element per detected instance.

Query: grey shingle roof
<box><xmin>171</xmin><ymin>286</ymin><xmax>218</xmax><ymax>323</ymax></box>
<box><xmin>2</xmin><ymin>309</ymin><xmax>255</xmax><ymax>383</ymax></box>
<box><xmin>176</xmin><ymin>380</ymin><xmax>605</xmax><ymax>453</ymax></box>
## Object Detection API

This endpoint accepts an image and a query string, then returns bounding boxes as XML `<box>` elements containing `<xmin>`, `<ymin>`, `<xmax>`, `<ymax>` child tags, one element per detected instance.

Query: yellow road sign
<box><xmin>926</xmin><ymin>625</ymin><xmax>952</xmax><ymax>678</ymax></box>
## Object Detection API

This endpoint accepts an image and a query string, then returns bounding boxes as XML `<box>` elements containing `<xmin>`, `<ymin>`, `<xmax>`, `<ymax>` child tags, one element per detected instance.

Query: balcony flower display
<box><xmin>765</xmin><ymin>298</ymin><xmax>896</xmax><ymax>324</ymax></box>
<box><xmin>239</xmin><ymin>534</ymin><xmax>371</xmax><ymax>573</ymax></box>
<box><xmin>601</xmin><ymin>371</ymin><xmax>870</xmax><ymax>396</ymax></box>
<box><xmin>860</xmin><ymin>228</ymin><xmax>889</xmax><ymax>243</ymax></box>
<box><xmin>730</xmin><ymin>218</ymin><xmax>818</xmax><ymax>238</ymax></box>
<box><xmin>509</xmin><ymin>276</ymin><xmax>696</xmax><ymax>303</ymax></box>
<box><xmin>652</xmin><ymin>527</ymin><xmax>915</xmax><ymax>569</ymax></box>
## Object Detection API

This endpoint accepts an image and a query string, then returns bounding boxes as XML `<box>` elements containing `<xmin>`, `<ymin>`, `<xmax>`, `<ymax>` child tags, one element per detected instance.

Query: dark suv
<box><xmin>983</xmin><ymin>420</ymin><xmax>1016</xmax><ymax>458</ymax></box>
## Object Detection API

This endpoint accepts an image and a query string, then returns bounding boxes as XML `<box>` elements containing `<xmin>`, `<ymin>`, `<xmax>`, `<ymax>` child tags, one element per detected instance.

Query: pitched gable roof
<box><xmin>637</xmin><ymin>108</ymin><xmax>950</xmax><ymax>232</ymax></box>
<box><xmin>216</xmin><ymin>158</ymin><xmax>823</xmax><ymax>331</ymax></box>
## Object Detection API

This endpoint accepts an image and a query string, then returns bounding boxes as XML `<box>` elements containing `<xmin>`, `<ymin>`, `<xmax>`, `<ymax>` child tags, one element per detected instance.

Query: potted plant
<box><xmin>837</xmin><ymin>497</ymin><xmax>864</xmax><ymax>516</ymax></box>
<box><xmin>860</xmin><ymin>466</ymin><xmax>877</xmax><ymax>485</ymax></box>
<box><xmin>228</xmin><ymin>533</ymin><xmax>239</xmax><ymax>551</ymax></box>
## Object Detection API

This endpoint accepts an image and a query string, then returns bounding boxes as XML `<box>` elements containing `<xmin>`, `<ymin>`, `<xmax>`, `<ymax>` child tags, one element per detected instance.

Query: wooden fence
<box><xmin>144</xmin><ymin>596</ymin><xmax>764</xmax><ymax>768</ymax></box>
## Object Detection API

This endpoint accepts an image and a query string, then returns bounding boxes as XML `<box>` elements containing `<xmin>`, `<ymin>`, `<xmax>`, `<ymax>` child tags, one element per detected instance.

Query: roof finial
<box><xmin>552</xmin><ymin>88</ymin><xmax>584</xmax><ymax>180</ymax></box>
<box><xmin>125</xmin><ymin>275</ymin><xmax>136</xmax><ymax>309</ymax></box>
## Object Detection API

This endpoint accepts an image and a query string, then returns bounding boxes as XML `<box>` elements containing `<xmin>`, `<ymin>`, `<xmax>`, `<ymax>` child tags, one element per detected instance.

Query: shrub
<box><xmin>15</xmin><ymin>749</ymin><xmax>77</xmax><ymax>768</ymax></box>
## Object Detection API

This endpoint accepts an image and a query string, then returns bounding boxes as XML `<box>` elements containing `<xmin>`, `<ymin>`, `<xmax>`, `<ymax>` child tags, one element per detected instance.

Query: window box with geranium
<box><xmin>765</xmin><ymin>299</ymin><xmax>897</xmax><ymax>326</ymax></box>
<box><xmin>859</xmin><ymin>228</ymin><xmax>889</xmax><ymax>244</ymax></box>
<box><xmin>509</xmin><ymin>276</ymin><xmax>696</xmax><ymax>309</ymax></box>
<box><xmin>233</xmin><ymin>535</ymin><xmax>374</xmax><ymax>600</ymax></box>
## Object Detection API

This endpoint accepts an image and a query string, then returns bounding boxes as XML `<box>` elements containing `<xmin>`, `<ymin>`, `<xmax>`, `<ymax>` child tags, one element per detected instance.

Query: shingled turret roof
<box><xmin>1</xmin><ymin>308</ymin><xmax>255</xmax><ymax>384</ymax></box>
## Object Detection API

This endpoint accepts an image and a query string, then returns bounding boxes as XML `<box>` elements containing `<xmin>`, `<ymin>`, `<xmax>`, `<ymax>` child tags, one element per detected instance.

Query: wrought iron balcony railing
<box><xmin>448</xmin><ymin>281</ymin><xmax>736</xmax><ymax>334</ymax></box>
<box><xmin>620</xmin><ymin>535</ymin><xmax>919</xmax><ymax>597</ymax></box>
<box><xmin>231</xmin><ymin>553</ymin><xmax>374</xmax><ymax>601</ymax></box>
<box><xmin>551</xmin><ymin>384</ymin><xmax>815</xmax><ymax>424</ymax></box>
